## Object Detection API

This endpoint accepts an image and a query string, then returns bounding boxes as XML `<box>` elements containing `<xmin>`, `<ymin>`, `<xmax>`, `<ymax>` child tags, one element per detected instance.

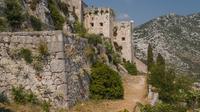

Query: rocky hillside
<box><xmin>133</xmin><ymin>13</ymin><xmax>200</xmax><ymax>75</ymax></box>
<box><xmin>0</xmin><ymin>0</ymin><xmax>74</xmax><ymax>32</ymax></box>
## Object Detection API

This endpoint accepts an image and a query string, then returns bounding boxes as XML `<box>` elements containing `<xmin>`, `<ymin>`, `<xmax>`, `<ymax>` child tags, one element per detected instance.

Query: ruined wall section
<box><xmin>0</xmin><ymin>31</ymin><xmax>90</xmax><ymax>108</ymax></box>
<box><xmin>84</xmin><ymin>8</ymin><xmax>114</xmax><ymax>38</ymax></box>
<box><xmin>113</xmin><ymin>21</ymin><xmax>133</xmax><ymax>62</ymax></box>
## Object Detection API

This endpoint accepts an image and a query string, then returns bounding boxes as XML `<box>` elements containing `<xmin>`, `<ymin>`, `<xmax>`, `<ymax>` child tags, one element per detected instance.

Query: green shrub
<box><xmin>0</xmin><ymin>17</ymin><xmax>8</xmax><ymax>31</ymax></box>
<box><xmin>12</xmin><ymin>86</ymin><xmax>39</xmax><ymax>105</ymax></box>
<box><xmin>30</xmin><ymin>0</ymin><xmax>39</xmax><ymax>11</ymax></box>
<box><xmin>139</xmin><ymin>102</ymin><xmax>187</xmax><ymax>112</ymax></box>
<box><xmin>74</xmin><ymin>21</ymin><xmax>87</xmax><ymax>37</ymax></box>
<box><xmin>0</xmin><ymin>93</ymin><xmax>8</xmax><ymax>103</ymax></box>
<box><xmin>11</xmin><ymin>86</ymin><xmax>27</xmax><ymax>104</ymax></box>
<box><xmin>41</xmin><ymin>100</ymin><xmax>51</xmax><ymax>112</ymax></box>
<box><xmin>5</xmin><ymin>0</ymin><xmax>25</xmax><ymax>31</ymax></box>
<box><xmin>30</xmin><ymin>15</ymin><xmax>42</xmax><ymax>31</ymax></box>
<box><xmin>32</xmin><ymin>58</ymin><xmax>44</xmax><ymax>72</ymax></box>
<box><xmin>90</xmin><ymin>62</ymin><xmax>124</xmax><ymax>99</ymax></box>
<box><xmin>20</xmin><ymin>48</ymin><xmax>33</xmax><ymax>64</ymax></box>
<box><xmin>84</xmin><ymin>34</ymin><xmax>102</xmax><ymax>46</ymax></box>
<box><xmin>84</xmin><ymin>46</ymin><xmax>95</xmax><ymax>63</ymax></box>
<box><xmin>48</xmin><ymin>0</ymin><xmax>65</xmax><ymax>30</ymax></box>
<box><xmin>38</xmin><ymin>41</ymin><xmax>49</xmax><ymax>57</ymax></box>
<box><xmin>104</xmin><ymin>40</ymin><xmax>113</xmax><ymax>54</ymax></box>
<box><xmin>26</xmin><ymin>92</ymin><xmax>38</xmax><ymax>105</ymax></box>
<box><xmin>123</xmin><ymin>61</ymin><xmax>137</xmax><ymax>75</ymax></box>
<box><xmin>112</xmin><ymin>52</ymin><xmax>121</xmax><ymax>65</ymax></box>
<box><xmin>57</xmin><ymin>1</ymin><xmax>69</xmax><ymax>16</ymax></box>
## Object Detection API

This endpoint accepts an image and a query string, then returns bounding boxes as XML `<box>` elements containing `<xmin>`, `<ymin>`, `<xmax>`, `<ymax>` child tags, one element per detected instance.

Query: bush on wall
<box><xmin>89</xmin><ymin>62</ymin><xmax>124</xmax><ymax>99</ymax></box>
<box><xmin>4</xmin><ymin>0</ymin><xmax>25</xmax><ymax>31</ymax></box>
<box><xmin>30</xmin><ymin>15</ymin><xmax>42</xmax><ymax>31</ymax></box>
<box><xmin>48</xmin><ymin>0</ymin><xmax>65</xmax><ymax>30</ymax></box>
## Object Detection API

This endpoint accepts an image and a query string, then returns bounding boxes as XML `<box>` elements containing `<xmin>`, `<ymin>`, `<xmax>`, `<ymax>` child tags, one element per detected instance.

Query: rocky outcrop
<box><xmin>0</xmin><ymin>31</ymin><xmax>90</xmax><ymax>108</ymax></box>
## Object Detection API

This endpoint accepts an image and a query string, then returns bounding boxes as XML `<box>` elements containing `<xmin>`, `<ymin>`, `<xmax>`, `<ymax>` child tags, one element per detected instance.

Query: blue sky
<box><xmin>84</xmin><ymin>0</ymin><xmax>200</xmax><ymax>26</ymax></box>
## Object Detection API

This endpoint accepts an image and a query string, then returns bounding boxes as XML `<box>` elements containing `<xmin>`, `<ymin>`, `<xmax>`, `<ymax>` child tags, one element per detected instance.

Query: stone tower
<box><xmin>113</xmin><ymin>21</ymin><xmax>134</xmax><ymax>62</ymax></box>
<box><xmin>84</xmin><ymin>7</ymin><xmax>114</xmax><ymax>38</ymax></box>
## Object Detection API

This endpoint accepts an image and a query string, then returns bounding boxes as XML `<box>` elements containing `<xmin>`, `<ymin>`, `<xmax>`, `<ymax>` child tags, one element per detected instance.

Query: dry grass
<box><xmin>0</xmin><ymin>103</ymin><xmax>42</xmax><ymax>112</ymax></box>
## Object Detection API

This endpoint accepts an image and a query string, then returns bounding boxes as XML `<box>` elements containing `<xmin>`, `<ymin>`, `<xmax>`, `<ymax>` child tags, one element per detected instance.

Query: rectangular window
<box><xmin>122</xmin><ymin>37</ymin><xmax>125</xmax><ymax>41</ymax></box>
<box><xmin>90</xmin><ymin>23</ymin><xmax>94</xmax><ymax>27</ymax></box>
<box><xmin>100</xmin><ymin>22</ymin><xmax>103</xmax><ymax>26</ymax></box>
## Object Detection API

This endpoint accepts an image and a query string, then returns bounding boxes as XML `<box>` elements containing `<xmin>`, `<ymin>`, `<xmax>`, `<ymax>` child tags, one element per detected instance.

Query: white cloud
<box><xmin>117</xmin><ymin>13</ymin><xmax>131</xmax><ymax>20</ymax></box>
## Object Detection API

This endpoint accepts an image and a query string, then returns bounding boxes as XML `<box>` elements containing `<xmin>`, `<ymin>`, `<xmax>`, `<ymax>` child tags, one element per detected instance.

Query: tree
<box><xmin>156</xmin><ymin>53</ymin><xmax>165</xmax><ymax>66</ymax></box>
<box><xmin>5</xmin><ymin>0</ymin><xmax>25</xmax><ymax>31</ymax></box>
<box><xmin>147</xmin><ymin>44</ymin><xmax>154</xmax><ymax>71</ymax></box>
<box><xmin>89</xmin><ymin>62</ymin><xmax>124</xmax><ymax>99</ymax></box>
<box><xmin>156</xmin><ymin>53</ymin><xmax>165</xmax><ymax>70</ymax></box>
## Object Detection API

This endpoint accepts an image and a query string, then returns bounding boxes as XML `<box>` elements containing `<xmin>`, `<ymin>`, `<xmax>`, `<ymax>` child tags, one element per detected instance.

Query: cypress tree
<box><xmin>156</xmin><ymin>53</ymin><xmax>165</xmax><ymax>70</ymax></box>
<box><xmin>147</xmin><ymin>44</ymin><xmax>154</xmax><ymax>71</ymax></box>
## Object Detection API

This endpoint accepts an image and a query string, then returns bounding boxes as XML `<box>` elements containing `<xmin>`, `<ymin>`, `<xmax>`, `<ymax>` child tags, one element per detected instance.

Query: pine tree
<box><xmin>147</xmin><ymin>44</ymin><xmax>154</xmax><ymax>71</ymax></box>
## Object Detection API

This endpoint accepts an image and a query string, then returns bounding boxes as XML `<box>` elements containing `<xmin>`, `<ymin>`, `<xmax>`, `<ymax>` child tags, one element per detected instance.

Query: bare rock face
<box><xmin>23</xmin><ymin>0</ymin><xmax>52</xmax><ymax>25</ymax></box>
<box><xmin>133</xmin><ymin>13</ymin><xmax>200</xmax><ymax>75</ymax></box>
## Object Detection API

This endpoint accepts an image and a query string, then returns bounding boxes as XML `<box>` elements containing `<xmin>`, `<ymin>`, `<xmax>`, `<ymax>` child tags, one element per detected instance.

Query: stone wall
<box><xmin>0</xmin><ymin>31</ymin><xmax>90</xmax><ymax>108</ymax></box>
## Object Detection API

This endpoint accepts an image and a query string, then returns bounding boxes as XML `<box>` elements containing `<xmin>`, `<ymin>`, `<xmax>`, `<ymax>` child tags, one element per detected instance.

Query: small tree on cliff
<box><xmin>147</xmin><ymin>44</ymin><xmax>154</xmax><ymax>71</ymax></box>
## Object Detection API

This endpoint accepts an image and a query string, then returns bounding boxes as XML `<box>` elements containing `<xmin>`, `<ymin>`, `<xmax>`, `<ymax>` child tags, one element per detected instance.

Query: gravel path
<box><xmin>71</xmin><ymin>75</ymin><xmax>148</xmax><ymax>112</ymax></box>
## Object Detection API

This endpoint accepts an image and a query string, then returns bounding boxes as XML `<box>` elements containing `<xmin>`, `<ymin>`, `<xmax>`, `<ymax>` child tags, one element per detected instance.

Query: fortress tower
<box><xmin>84</xmin><ymin>7</ymin><xmax>114</xmax><ymax>38</ymax></box>
<box><xmin>113</xmin><ymin>21</ymin><xmax>134</xmax><ymax>62</ymax></box>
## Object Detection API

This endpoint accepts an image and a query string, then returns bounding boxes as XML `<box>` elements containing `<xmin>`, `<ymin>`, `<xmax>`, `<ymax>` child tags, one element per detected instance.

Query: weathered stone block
<box><xmin>50</xmin><ymin>60</ymin><xmax>65</xmax><ymax>73</ymax></box>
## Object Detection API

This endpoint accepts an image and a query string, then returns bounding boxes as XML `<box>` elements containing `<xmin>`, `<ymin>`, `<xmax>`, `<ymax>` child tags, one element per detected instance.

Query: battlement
<box><xmin>84</xmin><ymin>7</ymin><xmax>115</xmax><ymax>17</ymax></box>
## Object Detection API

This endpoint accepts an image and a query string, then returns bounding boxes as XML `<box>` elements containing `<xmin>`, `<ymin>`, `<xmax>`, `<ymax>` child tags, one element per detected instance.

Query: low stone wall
<box><xmin>0</xmin><ymin>31</ymin><xmax>90</xmax><ymax>108</ymax></box>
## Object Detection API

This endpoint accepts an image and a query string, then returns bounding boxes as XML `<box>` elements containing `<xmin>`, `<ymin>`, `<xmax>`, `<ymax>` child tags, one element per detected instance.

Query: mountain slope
<box><xmin>133</xmin><ymin>13</ymin><xmax>200</xmax><ymax>75</ymax></box>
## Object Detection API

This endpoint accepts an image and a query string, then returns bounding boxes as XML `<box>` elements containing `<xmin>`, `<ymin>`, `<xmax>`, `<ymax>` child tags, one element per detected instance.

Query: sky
<box><xmin>84</xmin><ymin>0</ymin><xmax>200</xmax><ymax>26</ymax></box>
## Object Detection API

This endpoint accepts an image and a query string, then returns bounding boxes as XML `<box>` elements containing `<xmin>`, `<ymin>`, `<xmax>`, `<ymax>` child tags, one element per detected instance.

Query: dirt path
<box><xmin>72</xmin><ymin>75</ymin><xmax>148</xmax><ymax>112</ymax></box>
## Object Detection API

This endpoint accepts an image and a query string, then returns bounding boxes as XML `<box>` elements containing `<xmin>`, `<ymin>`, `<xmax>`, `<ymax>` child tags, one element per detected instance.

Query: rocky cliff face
<box><xmin>133</xmin><ymin>13</ymin><xmax>200</xmax><ymax>75</ymax></box>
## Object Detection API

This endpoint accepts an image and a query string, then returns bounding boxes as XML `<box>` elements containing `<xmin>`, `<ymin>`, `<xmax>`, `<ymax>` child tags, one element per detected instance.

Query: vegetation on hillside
<box><xmin>123</xmin><ymin>61</ymin><xmax>137</xmax><ymax>75</ymax></box>
<box><xmin>47</xmin><ymin>0</ymin><xmax>65</xmax><ymax>30</ymax></box>
<box><xmin>141</xmin><ymin>46</ymin><xmax>199</xmax><ymax>112</ymax></box>
<box><xmin>89</xmin><ymin>62</ymin><xmax>124</xmax><ymax>99</ymax></box>
<box><xmin>30</xmin><ymin>15</ymin><xmax>42</xmax><ymax>31</ymax></box>
<box><xmin>4</xmin><ymin>0</ymin><xmax>25</xmax><ymax>31</ymax></box>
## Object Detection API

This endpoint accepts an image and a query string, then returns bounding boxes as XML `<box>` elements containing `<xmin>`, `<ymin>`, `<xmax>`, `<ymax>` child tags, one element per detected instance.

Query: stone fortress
<box><xmin>0</xmin><ymin>0</ymin><xmax>147</xmax><ymax>109</ymax></box>
<box><xmin>67</xmin><ymin>0</ymin><xmax>134</xmax><ymax>62</ymax></box>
